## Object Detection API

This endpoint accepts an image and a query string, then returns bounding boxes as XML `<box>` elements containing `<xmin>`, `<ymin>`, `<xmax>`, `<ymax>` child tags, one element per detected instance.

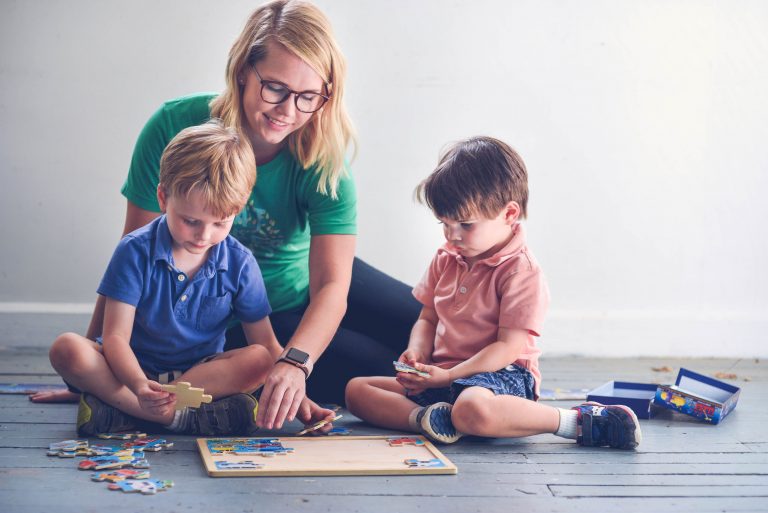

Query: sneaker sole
<box><xmin>420</xmin><ymin>402</ymin><xmax>463</xmax><ymax>444</ymax></box>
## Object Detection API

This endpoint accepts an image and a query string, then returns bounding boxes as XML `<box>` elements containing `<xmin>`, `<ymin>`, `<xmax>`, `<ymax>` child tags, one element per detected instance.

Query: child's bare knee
<box><xmin>452</xmin><ymin>398</ymin><xmax>493</xmax><ymax>434</ymax></box>
<box><xmin>49</xmin><ymin>333</ymin><xmax>86</xmax><ymax>371</ymax></box>
<box><xmin>344</xmin><ymin>377</ymin><xmax>368</xmax><ymax>413</ymax></box>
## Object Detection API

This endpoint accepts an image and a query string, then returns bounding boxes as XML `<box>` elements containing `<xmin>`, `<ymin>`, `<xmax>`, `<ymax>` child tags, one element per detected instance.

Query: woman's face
<box><xmin>240</xmin><ymin>41</ymin><xmax>325</xmax><ymax>161</ymax></box>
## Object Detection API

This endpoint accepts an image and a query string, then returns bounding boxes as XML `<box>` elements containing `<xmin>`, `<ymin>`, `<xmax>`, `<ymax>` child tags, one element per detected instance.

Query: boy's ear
<box><xmin>157</xmin><ymin>185</ymin><xmax>168</xmax><ymax>212</ymax></box>
<box><xmin>504</xmin><ymin>201</ymin><xmax>521</xmax><ymax>225</ymax></box>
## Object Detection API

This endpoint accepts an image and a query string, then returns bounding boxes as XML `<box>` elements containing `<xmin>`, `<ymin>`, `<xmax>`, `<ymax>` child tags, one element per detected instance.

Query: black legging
<box><xmin>224</xmin><ymin>258</ymin><xmax>422</xmax><ymax>403</ymax></box>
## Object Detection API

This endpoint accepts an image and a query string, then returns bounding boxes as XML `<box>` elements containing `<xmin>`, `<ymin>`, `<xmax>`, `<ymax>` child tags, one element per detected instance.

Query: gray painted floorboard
<box><xmin>0</xmin><ymin>313</ymin><xmax>765</xmax><ymax>512</ymax></box>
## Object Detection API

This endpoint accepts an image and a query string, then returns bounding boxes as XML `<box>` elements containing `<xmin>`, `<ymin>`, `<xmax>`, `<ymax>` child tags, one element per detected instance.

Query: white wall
<box><xmin>2</xmin><ymin>0</ymin><xmax>767</xmax><ymax>357</ymax></box>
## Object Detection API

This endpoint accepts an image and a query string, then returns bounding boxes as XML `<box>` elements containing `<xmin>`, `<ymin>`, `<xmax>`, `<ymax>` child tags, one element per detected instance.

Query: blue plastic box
<box><xmin>653</xmin><ymin>368</ymin><xmax>740</xmax><ymax>424</ymax></box>
<box><xmin>586</xmin><ymin>381</ymin><xmax>660</xmax><ymax>419</ymax></box>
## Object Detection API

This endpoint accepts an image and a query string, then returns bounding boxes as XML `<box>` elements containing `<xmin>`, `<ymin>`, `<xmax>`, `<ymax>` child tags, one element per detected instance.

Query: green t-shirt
<box><xmin>121</xmin><ymin>93</ymin><xmax>357</xmax><ymax>312</ymax></box>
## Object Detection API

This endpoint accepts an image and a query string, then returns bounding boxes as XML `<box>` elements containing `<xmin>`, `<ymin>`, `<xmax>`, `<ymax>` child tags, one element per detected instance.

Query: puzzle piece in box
<box><xmin>97</xmin><ymin>432</ymin><xmax>147</xmax><ymax>440</ymax></box>
<box><xmin>404</xmin><ymin>458</ymin><xmax>446</xmax><ymax>468</ymax></box>
<box><xmin>123</xmin><ymin>438</ymin><xmax>173</xmax><ymax>452</ymax></box>
<box><xmin>108</xmin><ymin>479</ymin><xmax>173</xmax><ymax>495</ymax></box>
<box><xmin>78</xmin><ymin>451</ymin><xmax>150</xmax><ymax>471</ymax></box>
<box><xmin>387</xmin><ymin>436</ymin><xmax>425</xmax><ymax>447</ymax></box>
<box><xmin>296</xmin><ymin>414</ymin><xmax>342</xmax><ymax>435</ymax></box>
<box><xmin>393</xmin><ymin>361</ymin><xmax>430</xmax><ymax>378</ymax></box>
<box><xmin>91</xmin><ymin>469</ymin><xmax>151</xmax><ymax>483</ymax></box>
<box><xmin>158</xmin><ymin>381</ymin><xmax>212</xmax><ymax>410</ymax></box>
<box><xmin>215</xmin><ymin>460</ymin><xmax>264</xmax><ymax>470</ymax></box>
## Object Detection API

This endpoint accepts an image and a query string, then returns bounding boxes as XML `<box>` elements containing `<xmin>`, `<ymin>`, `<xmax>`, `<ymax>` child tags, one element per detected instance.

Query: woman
<box><xmin>39</xmin><ymin>0</ymin><xmax>420</xmax><ymax>430</ymax></box>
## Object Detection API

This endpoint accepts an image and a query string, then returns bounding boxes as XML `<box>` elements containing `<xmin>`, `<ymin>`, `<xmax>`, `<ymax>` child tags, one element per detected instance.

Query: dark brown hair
<box><xmin>416</xmin><ymin>136</ymin><xmax>529</xmax><ymax>220</ymax></box>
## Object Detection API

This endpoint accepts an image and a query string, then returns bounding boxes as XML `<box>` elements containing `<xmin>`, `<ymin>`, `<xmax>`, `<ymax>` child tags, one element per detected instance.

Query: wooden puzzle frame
<box><xmin>196</xmin><ymin>435</ymin><xmax>457</xmax><ymax>477</ymax></box>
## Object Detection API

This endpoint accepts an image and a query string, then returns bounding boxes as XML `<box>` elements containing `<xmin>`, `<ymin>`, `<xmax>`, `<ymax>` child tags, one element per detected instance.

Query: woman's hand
<box><xmin>296</xmin><ymin>397</ymin><xmax>337</xmax><ymax>435</ymax></box>
<box><xmin>136</xmin><ymin>380</ymin><xmax>175</xmax><ymax>417</ymax></box>
<box><xmin>255</xmin><ymin>363</ymin><xmax>307</xmax><ymax>429</ymax></box>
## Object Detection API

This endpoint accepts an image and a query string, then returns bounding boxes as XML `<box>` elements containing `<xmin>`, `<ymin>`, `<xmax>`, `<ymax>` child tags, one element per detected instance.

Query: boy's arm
<box><xmin>241</xmin><ymin>316</ymin><xmax>283</xmax><ymax>359</ymax></box>
<box><xmin>401</xmin><ymin>306</ymin><xmax>437</xmax><ymax>364</ymax></box>
<box><xmin>444</xmin><ymin>327</ymin><xmax>528</xmax><ymax>381</ymax></box>
<box><xmin>100</xmin><ymin>297</ymin><xmax>148</xmax><ymax>393</ymax></box>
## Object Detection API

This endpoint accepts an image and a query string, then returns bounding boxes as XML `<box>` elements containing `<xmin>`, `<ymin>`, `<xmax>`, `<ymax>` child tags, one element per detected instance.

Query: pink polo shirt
<box><xmin>412</xmin><ymin>224</ymin><xmax>549</xmax><ymax>394</ymax></box>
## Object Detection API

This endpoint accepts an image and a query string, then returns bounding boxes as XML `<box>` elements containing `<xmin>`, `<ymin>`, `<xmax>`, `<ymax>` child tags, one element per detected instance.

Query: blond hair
<box><xmin>159</xmin><ymin>120</ymin><xmax>256</xmax><ymax>218</ymax></box>
<box><xmin>416</xmin><ymin>136</ymin><xmax>529</xmax><ymax>221</ymax></box>
<box><xmin>210</xmin><ymin>0</ymin><xmax>355</xmax><ymax>198</ymax></box>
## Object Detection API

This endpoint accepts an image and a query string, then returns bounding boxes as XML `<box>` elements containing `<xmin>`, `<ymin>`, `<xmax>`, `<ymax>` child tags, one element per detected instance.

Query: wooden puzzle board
<box><xmin>196</xmin><ymin>435</ymin><xmax>457</xmax><ymax>477</ymax></box>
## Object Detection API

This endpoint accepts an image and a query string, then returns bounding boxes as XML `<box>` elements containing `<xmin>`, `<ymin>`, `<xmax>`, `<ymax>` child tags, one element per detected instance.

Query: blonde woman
<box><xmin>40</xmin><ymin>0</ymin><xmax>421</xmax><ymax>432</ymax></box>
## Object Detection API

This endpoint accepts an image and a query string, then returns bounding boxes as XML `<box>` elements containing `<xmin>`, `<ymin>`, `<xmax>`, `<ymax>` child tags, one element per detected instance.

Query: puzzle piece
<box><xmin>296</xmin><ymin>414</ymin><xmax>343</xmax><ymax>435</ymax></box>
<box><xmin>97</xmin><ymin>432</ymin><xmax>147</xmax><ymax>440</ymax></box>
<box><xmin>215</xmin><ymin>460</ymin><xmax>264</xmax><ymax>470</ymax></box>
<box><xmin>122</xmin><ymin>438</ymin><xmax>174</xmax><ymax>452</ymax></box>
<box><xmin>108</xmin><ymin>479</ymin><xmax>173</xmax><ymax>495</ymax></box>
<box><xmin>327</xmin><ymin>427</ymin><xmax>351</xmax><ymax>436</ymax></box>
<box><xmin>404</xmin><ymin>458</ymin><xmax>445</xmax><ymax>468</ymax></box>
<box><xmin>387</xmin><ymin>436</ymin><xmax>425</xmax><ymax>447</ymax></box>
<box><xmin>158</xmin><ymin>381</ymin><xmax>212</xmax><ymax>410</ymax></box>
<box><xmin>91</xmin><ymin>469</ymin><xmax>151</xmax><ymax>483</ymax></box>
<box><xmin>78</xmin><ymin>451</ymin><xmax>150</xmax><ymax>471</ymax></box>
<box><xmin>393</xmin><ymin>361</ymin><xmax>430</xmax><ymax>378</ymax></box>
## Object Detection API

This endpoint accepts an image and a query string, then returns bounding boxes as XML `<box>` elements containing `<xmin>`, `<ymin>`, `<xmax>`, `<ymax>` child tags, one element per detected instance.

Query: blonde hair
<box><xmin>210</xmin><ymin>0</ymin><xmax>355</xmax><ymax>198</ymax></box>
<box><xmin>416</xmin><ymin>136</ymin><xmax>529</xmax><ymax>221</ymax></box>
<box><xmin>159</xmin><ymin>120</ymin><xmax>256</xmax><ymax>218</ymax></box>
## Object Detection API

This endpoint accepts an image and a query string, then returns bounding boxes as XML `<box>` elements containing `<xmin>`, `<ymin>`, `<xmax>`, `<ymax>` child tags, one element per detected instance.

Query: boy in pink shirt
<box><xmin>346</xmin><ymin>137</ymin><xmax>642</xmax><ymax>449</ymax></box>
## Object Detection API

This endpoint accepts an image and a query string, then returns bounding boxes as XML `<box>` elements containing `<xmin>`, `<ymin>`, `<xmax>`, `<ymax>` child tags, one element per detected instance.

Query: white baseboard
<box><xmin>0</xmin><ymin>303</ymin><xmax>764</xmax><ymax>357</ymax></box>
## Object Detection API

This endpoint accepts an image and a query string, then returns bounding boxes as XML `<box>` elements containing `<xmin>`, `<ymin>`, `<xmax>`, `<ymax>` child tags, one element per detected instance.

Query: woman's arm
<box><xmin>85</xmin><ymin>201</ymin><xmax>160</xmax><ymax>341</ymax></box>
<box><xmin>255</xmin><ymin>233</ymin><xmax>355</xmax><ymax>429</ymax></box>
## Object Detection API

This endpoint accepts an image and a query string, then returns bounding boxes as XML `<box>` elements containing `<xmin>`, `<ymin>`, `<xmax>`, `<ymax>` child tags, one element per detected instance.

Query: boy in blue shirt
<box><xmin>49</xmin><ymin>120</ymin><xmax>300</xmax><ymax>436</ymax></box>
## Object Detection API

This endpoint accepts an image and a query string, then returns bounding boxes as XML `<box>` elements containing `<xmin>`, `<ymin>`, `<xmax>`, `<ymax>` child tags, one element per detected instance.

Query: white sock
<box><xmin>554</xmin><ymin>408</ymin><xmax>578</xmax><ymax>439</ymax></box>
<box><xmin>166</xmin><ymin>408</ymin><xmax>189</xmax><ymax>432</ymax></box>
<box><xmin>408</xmin><ymin>407</ymin><xmax>424</xmax><ymax>432</ymax></box>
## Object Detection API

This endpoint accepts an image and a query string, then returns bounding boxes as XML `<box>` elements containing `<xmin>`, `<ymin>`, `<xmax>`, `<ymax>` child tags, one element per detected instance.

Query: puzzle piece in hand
<box><xmin>393</xmin><ymin>361</ymin><xmax>430</xmax><ymax>378</ymax></box>
<box><xmin>296</xmin><ymin>414</ymin><xmax>343</xmax><ymax>435</ymax></box>
<box><xmin>123</xmin><ymin>438</ymin><xmax>174</xmax><ymax>452</ymax></box>
<box><xmin>404</xmin><ymin>458</ymin><xmax>446</xmax><ymax>468</ymax></box>
<box><xmin>158</xmin><ymin>381</ymin><xmax>212</xmax><ymax>410</ymax></box>
<box><xmin>91</xmin><ymin>469</ymin><xmax>151</xmax><ymax>482</ymax></box>
<box><xmin>108</xmin><ymin>479</ymin><xmax>173</xmax><ymax>495</ymax></box>
<box><xmin>78</xmin><ymin>451</ymin><xmax>150</xmax><ymax>471</ymax></box>
<box><xmin>215</xmin><ymin>460</ymin><xmax>264</xmax><ymax>470</ymax></box>
<box><xmin>387</xmin><ymin>436</ymin><xmax>425</xmax><ymax>447</ymax></box>
<box><xmin>97</xmin><ymin>432</ymin><xmax>147</xmax><ymax>440</ymax></box>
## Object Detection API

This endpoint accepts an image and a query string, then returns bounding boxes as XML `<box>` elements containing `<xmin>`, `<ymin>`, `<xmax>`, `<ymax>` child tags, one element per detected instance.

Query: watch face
<box><xmin>286</xmin><ymin>347</ymin><xmax>309</xmax><ymax>364</ymax></box>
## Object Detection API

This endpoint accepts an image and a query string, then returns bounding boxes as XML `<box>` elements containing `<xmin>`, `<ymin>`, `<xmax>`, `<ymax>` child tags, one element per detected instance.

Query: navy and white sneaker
<box><xmin>573</xmin><ymin>401</ymin><xmax>641</xmax><ymax>450</ymax></box>
<box><xmin>417</xmin><ymin>402</ymin><xmax>464</xmax><ymax>444</ymax></box>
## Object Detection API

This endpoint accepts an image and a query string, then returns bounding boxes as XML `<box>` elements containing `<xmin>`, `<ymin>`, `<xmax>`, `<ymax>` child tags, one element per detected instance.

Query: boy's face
<box><xmin>158</xmin><ymin>187</ymin><xmax>236</xmax><ymax>258</ymax></box>
<box><xmin>438</xmin><ymin>202</ymin><xmax>520</xmax><ymax>264</ymax></box>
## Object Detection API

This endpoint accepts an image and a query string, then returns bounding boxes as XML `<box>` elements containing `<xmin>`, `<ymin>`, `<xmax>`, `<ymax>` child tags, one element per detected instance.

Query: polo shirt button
<box><xmin>459</xmin><ymin>286</ymin><xmax>467</xmax><ymax>294</ymax></box>
<box><xmin>178</xmin><ymin>274</ymin><xmax>185</xmax><ymax>282</ymax></box>
<box><xmin>181</xmin><ymin>294</ymin><xmax>188</xmax><ymax>302</ymax></box>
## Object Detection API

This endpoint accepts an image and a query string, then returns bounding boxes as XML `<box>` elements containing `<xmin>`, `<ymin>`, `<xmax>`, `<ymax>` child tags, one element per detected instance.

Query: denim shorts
<box><xmin>408</xmin><ymin>364</ymin><xmax>535</xmax><ymax>407</ymax></box>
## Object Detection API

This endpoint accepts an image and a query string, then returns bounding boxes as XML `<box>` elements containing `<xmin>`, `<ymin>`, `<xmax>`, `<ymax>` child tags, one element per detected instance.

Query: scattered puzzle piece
<box><xmin>387</xmin><ymin>436</ymin><xmax>425</xmax><ymax>447</ymax></box>
<box><xmin>78</xmin><ymin>451</ymin><xmax>150</xmax><ymax>471</ymax></box>
<box><xmin>215</xmin><ymin>460</ymin><xmax>264</xmax><ymax>470</ymax></box>
<box><xmin>404</xmin><ymin>458</ymin><xmax>445</xmax><ymax>468</ymax></box>
<box><xmin>123</xmin><ymin>438</ymin><xmax>173</xmax><ymax>452</ymax></box>
<box><xmin>327</xmin><ymin>427</ymin><xmax>350</xmax><ymax>436</ymax></box>
<box><xmin>108</xmin><ymin>479</ymin><xmax>173</xmax><ymax>495</ymax></box>
<box><xmin>296</xmin><ymin>414</ymin><xmax>342</xmax><ymax>435</ymax></box>
<box><xmin>91</xmin><ymin>469</ymin><xmax>151</xmax><ymax>483</ymax></box>
<box><xmin>97</xmin><ymin>432</ymin><xmax>147</xmax><ymax>440</ymax></box>
<box><xmin>159</xmin><ymin>381</ymin><xmax>212</xmax><ymax>410</ymax></box>
<box><xmin>393</xmin><ymin>361</ymin><xmax>430</xmax><ymax>378</ymax></box>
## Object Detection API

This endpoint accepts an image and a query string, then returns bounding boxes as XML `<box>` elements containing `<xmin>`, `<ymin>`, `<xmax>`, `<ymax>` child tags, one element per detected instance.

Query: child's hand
<box><xmin>396</xmin><ymin>362</ymin><xmax>452</xmax><ymax>390</ymax></box>
<box><xmin>136</xmin><ymin>380</ymin><xmax>175</xmax><ymax>417</ymax></box>
<box><xmin>399</xmin><ymin>348</ymin><xmax>428</xmax><ymax>367</ymax></box>
<box><xmin>296</xmin><ymin>398</ymin><xmax>336</xmax><ymax>435</ymax></box>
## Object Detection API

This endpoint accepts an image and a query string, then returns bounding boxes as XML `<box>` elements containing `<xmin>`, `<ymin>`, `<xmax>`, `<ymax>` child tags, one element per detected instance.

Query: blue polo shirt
<box><xmin>97</xmin><ymin>216</ymin><xmax>271</xmax><ymax>374</ymax></box>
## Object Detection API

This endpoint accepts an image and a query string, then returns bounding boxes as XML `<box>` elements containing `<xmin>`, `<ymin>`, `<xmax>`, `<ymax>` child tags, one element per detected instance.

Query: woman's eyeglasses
<box><xmin>252</xmin><ymin>68</ymin><xmax>330</xmax><ymax>113</ymax></box>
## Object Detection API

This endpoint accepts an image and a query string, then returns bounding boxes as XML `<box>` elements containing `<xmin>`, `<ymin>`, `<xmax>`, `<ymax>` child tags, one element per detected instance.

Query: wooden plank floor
<box><xmin>1</xmin><ymin>313</ymin><xmax>766</xmax><ymax>512</ymax></box>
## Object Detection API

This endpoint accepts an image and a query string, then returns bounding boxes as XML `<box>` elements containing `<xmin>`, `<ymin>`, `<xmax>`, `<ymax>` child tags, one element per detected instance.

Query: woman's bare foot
<box><xmin>29</xmin><ymin>389</ymin><xmax>80</xmax><ymax>403</ymax></box>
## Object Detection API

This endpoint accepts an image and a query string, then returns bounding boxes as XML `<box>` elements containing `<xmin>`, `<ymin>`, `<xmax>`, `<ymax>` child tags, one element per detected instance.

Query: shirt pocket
<box><xmin>196</xmin><ymin>293</ymin><xmax>233</xmax><ymax>331</ymax></box>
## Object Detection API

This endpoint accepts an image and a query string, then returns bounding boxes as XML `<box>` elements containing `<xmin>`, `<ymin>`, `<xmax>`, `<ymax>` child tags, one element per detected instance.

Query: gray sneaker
<box><xmin>184</xmin><ymin>393</ymin><xmax>259</xmax><ymax>436</ymax></box>
<box><xmin>76</xmin><ymin>393</ymin><xmax>138</xmax><ymax>437</ymax></box>
<box><xmin>417</xmin><ymin>402</ymin><xmax>464</xmax><ymax>444</ymax></box>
